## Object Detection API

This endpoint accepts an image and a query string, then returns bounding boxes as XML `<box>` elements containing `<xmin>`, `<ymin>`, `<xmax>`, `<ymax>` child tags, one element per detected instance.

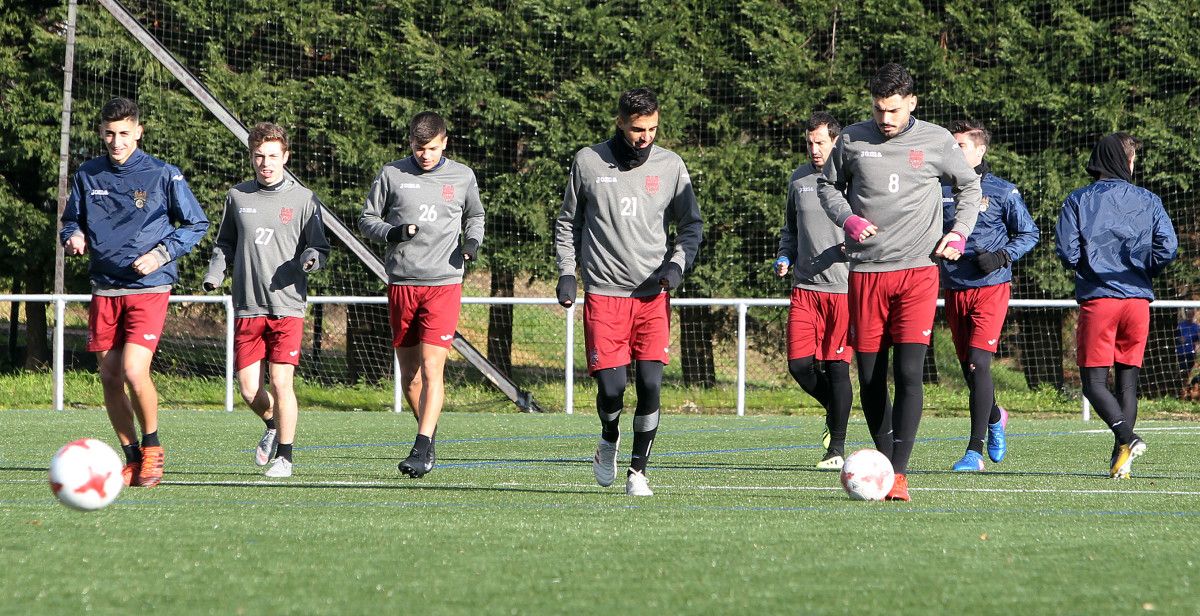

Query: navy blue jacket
<box><xmin>61</xmin><ymin>149</ymin><xmax>210</xmax><ymax>289</ymax></box>
<box><xmin>1055</xmin><ymin>178</ymin><xmax>1177</xmax><ymax>301</ymax></box>
<box><xmin>940</xmin><ymin>172</ymin><xmax>1039</xmax><ymax>289</ymax></box>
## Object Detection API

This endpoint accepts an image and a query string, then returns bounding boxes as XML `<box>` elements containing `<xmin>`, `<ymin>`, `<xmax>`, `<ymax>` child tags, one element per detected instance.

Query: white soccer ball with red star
<box><xmin>49</xmin><ymin>438</ymin><xmax>124</xmax><ymax>511</ymax></box>
<box><xmin>839</xmin><ymin>448</ymin><xmax>895</xmax><ymax>501</ymax></box>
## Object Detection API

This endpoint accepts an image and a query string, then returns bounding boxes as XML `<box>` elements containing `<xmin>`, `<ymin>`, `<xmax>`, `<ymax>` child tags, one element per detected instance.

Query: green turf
<box><xmin>2</xmin><ymin>409</ymin><xmax>1198</xmax><ymax>614</ymax></box>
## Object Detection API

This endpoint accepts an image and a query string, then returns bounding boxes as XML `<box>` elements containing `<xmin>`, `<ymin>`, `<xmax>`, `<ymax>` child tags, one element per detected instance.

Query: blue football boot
<box><xmin>951</xmin><ymin>449</ymin><xmax>986</xmax><ymax>472</ymax></box>
<box><xmin>987</xmin><ymin>407</ymin><xmax>1009</xmax><ymax>463</ymax></box>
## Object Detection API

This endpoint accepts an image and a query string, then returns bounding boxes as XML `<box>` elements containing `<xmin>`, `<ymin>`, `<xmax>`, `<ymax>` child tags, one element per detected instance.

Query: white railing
<box><xmin>5</xmin><ymin>294</ymin><xmax>1200</xmax><ymax>419</ymax></box>
<box><xmin>0</xmin><ymin>294</ymin><xmax>235</xmax><ymax>414</ymax></box>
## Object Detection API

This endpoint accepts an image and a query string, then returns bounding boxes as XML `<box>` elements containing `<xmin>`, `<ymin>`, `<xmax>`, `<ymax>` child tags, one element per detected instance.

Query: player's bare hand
<box><xmin>65</xmin><ymin>235</ymin><xmax>87</xmax><ymax>255</ymax></box>
<box><xmin>935</xmin><ymin>232</ymin><xmax>966</xmax><ymax>261</ymax></box>
<box><xmin>132</xmin><ymin>253</ymin><xmax>162</xmax><ymax>276</ymax></box>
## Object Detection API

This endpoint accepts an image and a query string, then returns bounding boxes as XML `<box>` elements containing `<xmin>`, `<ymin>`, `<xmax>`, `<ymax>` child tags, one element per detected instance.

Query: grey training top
<box><xmin>555</xmin><ymin>142</ymin><xmax>704</xmax><ymax>298</ymax></box>
<box><xmin>358</xmin><ymin>157</ymin><xmax>485</xmax><ymax>286</ymax></box>
<box><xmin>817</xmin><ymin>118</ymin><xmax>982</xmax><ymax>272</ymax></box>
<box><xmin>204</xmin><ymin>178</ymin><xmax>330</xmax><ymax>318</ymax></box>
<box><xmin>777</xmin><ymin>162</ymin><xmax>848</xmax><ymax>293</ymax></box>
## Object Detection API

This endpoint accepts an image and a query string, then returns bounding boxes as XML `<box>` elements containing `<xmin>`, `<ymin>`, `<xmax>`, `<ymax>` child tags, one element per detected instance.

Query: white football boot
<box><xmin>593</xmin><ymin>437</ymin><xmax>620</xmax><ymax>487</ymax></box>
<box><xmin>264</xmin><ymin>456</ymin><xmax>293</xmax><ymax>478</ymax></box>
<box><xmin>255</xmin><ymin>427</ymin><xmax>278</xmax><ymax>467</ymax></box>
<box><xmin>625</xmin><ymin>469</ymin><xmax>653</xmax><ymax>497</ymax></box>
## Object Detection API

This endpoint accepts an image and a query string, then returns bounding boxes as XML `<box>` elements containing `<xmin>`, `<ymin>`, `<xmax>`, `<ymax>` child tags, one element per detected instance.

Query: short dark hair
<box><xmin>248</xmin><ymin>122</ymin><xmax>289</xmax><ymax>153</ymax></box>
<box><xmin>949</xmin><ymin>119</ymin><xmax>990</xmax><ymax>147</ymax></box>
<box><xmin>1112</xmin><ymin>131</ymin><xmax>1142</xmax><ymax>160</ymax></box>
<box><xmin>868</xmin><ymin>63</ymin><xmax>915</xmax><ymax>99</ymax></box>
<box><xmin>805</xmin><ymin>112</ymin><xmax>841</xmax><ymax>139</ymax></box>
<box><xmin>409</xmin><ymin>111</ymin><xmax>447</xmax><ymax>145</ymax></box>
<box><xmin>618</xmin><ymin>87</ymin><xmax>659</xmax><ymax>120</ymax></box>
<box><xmin>101</xmin><ymin>97</ymin><xmax>140</xmax><ymax>124</ymax></box>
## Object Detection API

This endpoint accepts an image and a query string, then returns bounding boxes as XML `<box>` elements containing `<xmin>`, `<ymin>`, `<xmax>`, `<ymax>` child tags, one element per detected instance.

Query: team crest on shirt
<box><xmin>908</xmin><ymin>149</ymin><xmax>925</xmax><ymax>169</ymax></box>
<box><xmin>279</xmin><ymin>207</ymin><xmax>294</xmax><ymax>224</ymax></box>
<box><xmin>133</xmin><ymin>190</ymin><xmax>148</xmax><ymax>208</ymax></box>
<box><xmin>980</xmin><ymin>196</ymin><xmax>990</xmax><ymax>212</ymax></box>
<box><xmin>442</xmin><ymin>185</ymin><xmax>455</xmax><ymax>201</ymax></box>
<box><xmin>645</xmin><ymin>176</ymin><xmax>660</xmax><ymax>195</ymax></box>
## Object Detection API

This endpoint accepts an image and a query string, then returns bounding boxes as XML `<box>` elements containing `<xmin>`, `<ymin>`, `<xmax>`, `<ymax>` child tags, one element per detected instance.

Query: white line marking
<box><xmin>1076</xmin><ymin>426</ymin><xmax>1200</xmax><ymax>434</ymax></box>
<box><xmin>6</xmin><ymin>477</ymin><xmax>1199</xmax><ymax>496</ymax></box>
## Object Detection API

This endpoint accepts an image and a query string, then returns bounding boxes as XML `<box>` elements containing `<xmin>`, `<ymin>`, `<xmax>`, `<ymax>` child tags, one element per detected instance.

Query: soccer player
<box><xmin>359</xmin><ymin>111</ymin><xmax>485</xmax><ymax>478</ymax></box>
<box><xmin>203</xmin><ymin>122</ymin><xmax>330</xmax><ymax>478</ymax></box>
<box><xmin>555</xmin><ymin>87</ymin><xmax>703</xmax><ymax>497</ymax></box>
<box><xmin>1056</xmin><ymin>132</ymin><xmax>1177</xmax><ymax>479</ymax></box>
<box><xmin>940</xmin><ymin>120</ymin><xmax>1039</xmax><ymax>472</ymax></box>
<box><xmin>817</xmin><ymin>64</ymin><xmax>982</xmax><ymax>501</ymax></box>
<box><xmin>1177</xmin><ymin>309</ymin><xmax>1200</xmax><ymax>382</ymax></box>
<box><xmin>60</xmin><ymin>97</ymin><xmax>210</xmax><ymax>488</ymax></box>
<box><xmin>775</xmin><ymin>111</ymin><xmax>853</xmax><ymax>470</ymax></box>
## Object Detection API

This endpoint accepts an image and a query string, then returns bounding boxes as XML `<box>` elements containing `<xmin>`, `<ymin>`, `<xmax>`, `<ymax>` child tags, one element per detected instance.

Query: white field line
<box><xmin>619</xmin><ymin>482</ymin><xmax>1200</xmax><ymax>497</ymax></box>
<box><xmin>7</xmin><ymin>477</ymin><xmax>1197</xmax><ymax>496</ymax></box>
<box><xmin>1076</xmin><ymin>426</ymin><xmax>1200</xmax><ymax>434</ymax></box>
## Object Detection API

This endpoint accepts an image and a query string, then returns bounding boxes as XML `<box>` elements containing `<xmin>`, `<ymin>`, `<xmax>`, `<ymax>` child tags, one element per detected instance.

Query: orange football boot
<box><xmin>137</xmin><ymin>446</ymin><xmax>165</xmax><ymax>488</ymax></box>
<box><xmin>121</xmin><ymin>461</ymin><xmax>142</xmax><ymax>487</ymax></box>
<box><xmin>885</xmin><ymin>473</ymin><xmax>910</xmax><ymax>502</ymax></box>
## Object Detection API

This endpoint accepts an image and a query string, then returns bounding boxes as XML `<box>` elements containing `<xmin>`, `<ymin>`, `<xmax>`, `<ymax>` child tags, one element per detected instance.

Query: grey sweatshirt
<box><xmin>555</xmin><ymin>142</ymin><xmax>703</xmax><ymax>297</ymax></box>
<box><xmin>777</xmin><ymin>162</ymin><xmax>848</xmax><ymax>292</ymax></box>
<box><xmin>817</xmin><ymin>118</ymin><xmax>981</xmax><ymax>272</ymax></box>
<box><xmin>358</xmin><ymin>157</ymin><xmax>485</xmax><ymax>286</ymax></box>
<box><xmin>204</xmin><ymin>178</ymin><xmax>330</xmax><ymax>318</ymax></box>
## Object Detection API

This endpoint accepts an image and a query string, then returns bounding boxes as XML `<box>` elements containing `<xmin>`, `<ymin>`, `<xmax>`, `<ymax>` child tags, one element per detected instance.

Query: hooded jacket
<box><xmin>1056</xmin><ymin>178</ymin><xmax>1177</xmax><ymax>301</ymax></box>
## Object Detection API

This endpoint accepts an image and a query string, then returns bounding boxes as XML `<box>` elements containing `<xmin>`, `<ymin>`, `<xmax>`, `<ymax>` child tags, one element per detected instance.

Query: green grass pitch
<box><xmin>2</xmin><ymin>409</ymin><xmax>1198</xmax><ymax>614</ymax></box>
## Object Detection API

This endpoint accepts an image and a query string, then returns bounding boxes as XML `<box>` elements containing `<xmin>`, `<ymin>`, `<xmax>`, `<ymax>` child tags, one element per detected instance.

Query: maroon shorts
<box><xmin>945</xmin><ymin>283</ymin><xmax>1011</xmax><ymax>362</ymax></box>
<box><xmin>87</xmin><ymin>292</ymin><xmax>170</xmax><ymax>353</ymax></box>
<box><xmin>387</xmin><ymin>284</ymin><xmax>462</xmax><ymax>349</ymax></box>
<box><xmin>787</xmin><ymin>288</ymin><xmax>851</xmax><ymax>361</ymax></box>
<box><xmin>1076</xmin><ymin>298</ymin><xmax>1151</xmax><ymax>367</ymax></box>
<box><xmin>848</xmin><ymin>266</ymin><xmax>939</xmax><ymax>353</ymax></box>
<box><xmin>583</xmin><ymin>293</ymin><xmax>671</xmax><ymax>374</ymax></box>
<box><xmin>234</xmin><ymin>316</ymin><xmax>305</xmax><ymax>371</ymax></box>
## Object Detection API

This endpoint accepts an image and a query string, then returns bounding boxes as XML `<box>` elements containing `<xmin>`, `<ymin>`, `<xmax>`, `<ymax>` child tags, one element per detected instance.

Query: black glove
<box><xmin>974</xmin><ymin>250</ymin><xmax>1011</xmax><ymax>274</ymax></box>
<box><xmin>202</xmin><ymin>281</ymin><xmax>217</xmax><ymax>292</ymax></box>
<box><xmin>462</xmin><ymin>239</ymin><xmax>479</xmax><ymax>262</ymax></box>
<box><xmin>556</xmin><ymin>275</ymin><xmax>577</xmax><ymax>307</ymax></box>
<box><xmin>299</xmin><ymin>247</ymin><xmax>322</xmax><ymax>273</ymax></box>
<box><xmin>387</xmin><ymin>223</ymin><xmax>419</xmax><ymax>243</ymax></box>
<box><xmin>658</xmin><ymin>262</ymin><xmax>683</xmax><ymax>290</ymax></box>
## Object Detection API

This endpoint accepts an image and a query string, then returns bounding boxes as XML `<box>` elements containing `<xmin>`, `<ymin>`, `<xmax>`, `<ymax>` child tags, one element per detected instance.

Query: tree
<box><xmin>0</xmin><ymin>0</ymin><xmax>69</xmax><ymax>369</ymax></box>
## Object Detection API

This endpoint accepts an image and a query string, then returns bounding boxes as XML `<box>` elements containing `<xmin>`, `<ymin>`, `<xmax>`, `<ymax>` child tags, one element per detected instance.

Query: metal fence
<box><xmin>5</xmin><ymin>294</ymin><xmax>1200</xmax><ymax>420</ymax></box>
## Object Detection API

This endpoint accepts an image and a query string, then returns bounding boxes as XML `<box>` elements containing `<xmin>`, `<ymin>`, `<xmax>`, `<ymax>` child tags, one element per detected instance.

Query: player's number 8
<box><xmin>888</xmin><ymin>173</ymin><xmax>899</xmax><ymax>193</ymax></box>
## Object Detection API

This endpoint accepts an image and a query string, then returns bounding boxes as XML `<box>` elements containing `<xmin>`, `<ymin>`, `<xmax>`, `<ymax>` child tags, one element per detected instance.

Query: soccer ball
<box><xmin>839</xmin><ymin>448</ymin><xmax>895</xmax><ymax>501</ymax></box>
<box><xmin>48</xmin><ymin>438</ymin><xmax>124</xmax><ymax>511</ymax></box>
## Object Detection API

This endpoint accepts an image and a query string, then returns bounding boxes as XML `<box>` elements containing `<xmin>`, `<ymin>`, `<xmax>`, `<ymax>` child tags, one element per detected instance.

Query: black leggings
<box><xmin>856</xmin><ymin>343</ymin><xmax>926</xmax><ymax>473</ymax></box>
<box><xmin>788</xmin><ymin>356</ymin><xmax>852</xmax><ymax>448</ymax></box>
<box><xmin>960</xmin><ymin>348</ymin><xmax>1002</xmax><ymax>454</ymax></box>
<box><xmin>595</xmin><ymin>361</ymin><xmax>663</xmax><ymax>472</ymax></box>
<box><xmin>1081</xmin><ymin>364</ymin><xmax>1140</xmax><ymax>444</ymax></box>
